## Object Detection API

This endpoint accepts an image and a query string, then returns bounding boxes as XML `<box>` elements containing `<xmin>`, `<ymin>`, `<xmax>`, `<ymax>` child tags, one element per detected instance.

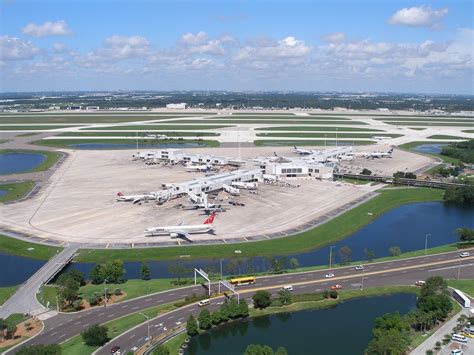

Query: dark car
<box><xmin>110</xmin><ymin>345</ymin><xmax>120</xmax><ymax>354</ymax></box>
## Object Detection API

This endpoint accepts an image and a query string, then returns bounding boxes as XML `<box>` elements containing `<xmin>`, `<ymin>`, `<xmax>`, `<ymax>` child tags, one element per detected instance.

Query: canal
<box><xmin>185</xmin><ymin>293</ymin><xmax>418</xmax><ymax>355</ymax></box>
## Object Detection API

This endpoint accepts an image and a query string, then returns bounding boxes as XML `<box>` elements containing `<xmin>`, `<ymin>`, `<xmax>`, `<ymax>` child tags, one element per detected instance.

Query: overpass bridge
<box><xmin>335</xmin><ymin>173</ymin><xmax>467</xmax><ymax>189</ymax></box>
<box><xmin>0</xmin><ymin>244</ymin><xmax>78</xmax><ymax>319</ymax></box>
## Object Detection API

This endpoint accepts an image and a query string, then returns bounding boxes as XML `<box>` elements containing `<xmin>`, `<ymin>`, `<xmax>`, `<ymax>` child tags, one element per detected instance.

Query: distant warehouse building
<box><xmin>148</xmin><ymin>149</ymin><xmax>245</xmax><ymax>167</ymax></box>
<box><xmin>261</xmin><ymin>161</ymin><xmax>334</xmax><ymax>179</ymax></box>
<box><xmin>166</xmin><ymin>103</ymin><xmax>187</xmax><ymax>109</ymax></box>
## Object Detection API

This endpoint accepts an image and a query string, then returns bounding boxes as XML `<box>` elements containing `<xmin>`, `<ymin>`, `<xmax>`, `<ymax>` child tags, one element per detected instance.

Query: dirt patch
<box><xmin>0</xmin><ymin>318</ymin><xmax>42</xmax><ymax>349</ymax></box>
<box><xmin>80</xmin><ymin>291</ymin><xmax>127</xmax><ymax>310</ymax></box>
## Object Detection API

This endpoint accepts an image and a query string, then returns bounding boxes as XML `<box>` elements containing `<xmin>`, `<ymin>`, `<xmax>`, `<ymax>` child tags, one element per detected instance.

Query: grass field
<box><xmin>32</xmin><ymin>138</ymin><xmax>220</xmax><ymax>148</ymax></box>
<box><xmin>448</xmin><ymin>279</ymin><xmax>474</xmax><ymax>297</ymax></box>
<box><xmin>76</xmin><ymin>187</ymin><xmax>443</xmax><ymax>263</ymax></box>
<box><xmin>59</xmin><ymin>131</ymin><xmax>219</xmax><ymax>137</ymax></box>
<box><xmin>82</xmin><ymin>125</ymin><xmax>231</xmax><ymax>131</ymax></box>
<box><xmin>255</xmin><ymin>126</ymin><xmax>383</xmax><ymax>132</ymax></box>
<box><xmin>59</xmin><ymin>302</ymin><xmax>177</xmax><ymax>355</ymax></box>
<box><xmin>374</xmin><ymin>117</ymin><xmax>474</xmax><ymax>123</ymax></box>
<box><xmin>174</xmin><ymin>119</ymin><xmax>368</xmax><ymax>125</ymax></box>
<box><xmin>0</xmin><ymin>114</ymin><xmax>215</xmax><ymax>124</ymax></box>
<box><xmin>254</xmin><ymin>139</ymin><xmax>376</xmax><ymax>146</ymax></box>
<box><xmin>463</xmin><ymin>130</ymin><xmax>474</xmax><ymax>134</ymax></box>
<box><xmin>0</xmin><ymin>234</ymin><xmax>62</xmax><ymax>259</ymax></box>
<box><xmin>225</xmin><ymin>115</ymin><xmax>351</xmax><ymax>120</ymax></box>
<box><xmin>0</xmin><ymin>149</ymin><xmax>62</xmax><ymax>173</ymax></box>
<box><xmin>0</xmin><ymin>181</ymin><xmax>35</xmax><ymax>203</ymax></box>
<box><xmin>0</xmin><ymin>286</ymin><xmax>18</xmax><ymax>305</ymax></box>
<box><xmin>384</xmin><ymin>122</ymin><xmax>474</xmax><ymax>127</ymax></box>
<box><xmin>427</xmin><ymin>135</ymin><xmax>469</xmax><ymax>140</ymax></box>
<box><xmin>256</xmin><ymin>132</ymin><xmax>402</xmax><ymax>139</ymax></box>
<box><xmin>0</xmin><ymin>125</ymin><xmax>83</xmax><ymax>130</ymax></box>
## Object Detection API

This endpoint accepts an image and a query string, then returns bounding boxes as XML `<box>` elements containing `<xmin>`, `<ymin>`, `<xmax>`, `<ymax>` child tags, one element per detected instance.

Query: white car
<box><xmin>325</xmin><ymin>273</ymin><xmax>335</xmax><ymax>278</ymax></box>
<box><xmin>282</xmin><ymin>285</ymin><xmax>293</xmax><ymax>291</ymax></box>
<box><xmin>459</xmin><ymin>252</ymin><xmax>470</xmax><ymax>258</ymax></box>
<box><xmin>355</xmin><ymin>265</ymin><xmax>364</xmax><ymax>271</ymax></box>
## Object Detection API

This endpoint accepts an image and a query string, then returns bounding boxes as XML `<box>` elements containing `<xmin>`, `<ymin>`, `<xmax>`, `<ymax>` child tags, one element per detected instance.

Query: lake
<box><xmin>412</xmin><ymin>143</ymin><xmax>448</xmax><ymax>154</ymax></box>
<box><xmin>185</xmin><ymin>293</ymin><xmax>418</xmax><ymax>355</ymax></box>
<box><xmin>0</xmin><ymin>152</ymin><xmax>46</xmax><ymax>175</ymax></box>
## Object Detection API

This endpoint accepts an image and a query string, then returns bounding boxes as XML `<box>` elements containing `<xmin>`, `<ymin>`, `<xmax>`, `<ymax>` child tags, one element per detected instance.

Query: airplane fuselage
<box><xmin>145</xmin><ymin>224</ymin><xmax>214</xmax><ymax>237</ymax></box>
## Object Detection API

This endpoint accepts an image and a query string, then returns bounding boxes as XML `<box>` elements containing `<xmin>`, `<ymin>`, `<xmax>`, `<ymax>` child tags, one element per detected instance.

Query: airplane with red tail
<box><xmin>145</xmin><ymin>213</ymin><xmax>216</xmax><ymax>241</ymax></box>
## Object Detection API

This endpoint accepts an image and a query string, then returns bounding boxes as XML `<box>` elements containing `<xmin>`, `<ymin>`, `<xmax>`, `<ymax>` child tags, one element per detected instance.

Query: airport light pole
<box><xmin>139</xmin><ymin>312</ymin><xmax>151</xmax><ymax>340</ymax></box>
<box><xmin>220</xmin><ymin>259</ymin><xmax>224</xmax><ymax>280</ymax></box>
<box><xmin>425</xmin><ymin>233</ymin><xmax>431</xmax><ymax>255</ymax></box>
<box><xmin>361</xmin><ymin>268</ymin><xmax>365</xmax><ymax>291</ymax></box>
<box><xmin>103</xmin><ymin>278</ymin><xmax>108</xmax><ymax>307</ymax></box>
<box><xmin>329</xmin><ymin>246</ymin><xmax>335</xmax><ymax>270</ymax></box>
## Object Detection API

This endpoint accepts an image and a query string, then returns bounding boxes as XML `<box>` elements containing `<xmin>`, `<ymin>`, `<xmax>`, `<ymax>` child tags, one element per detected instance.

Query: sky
<box><xmin>0</xmin><ymin>0</ymin><xmax>473</xmax><ymax>94</ymax></box>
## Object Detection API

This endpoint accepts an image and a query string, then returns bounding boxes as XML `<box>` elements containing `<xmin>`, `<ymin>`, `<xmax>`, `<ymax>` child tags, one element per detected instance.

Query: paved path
<box><xmin>5</xmin><ymin>248</ymin><xmax>474</xmax><ymax>354</ymax></box>
<box><xmin>0</xmin><ymin>244</ymin><xmax>79</xmax><ymax>319</ymax></box>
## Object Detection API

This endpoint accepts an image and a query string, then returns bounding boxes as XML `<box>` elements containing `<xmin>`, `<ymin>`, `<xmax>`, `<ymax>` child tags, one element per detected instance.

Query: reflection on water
<box><xmin>186</xmin><ymin>293</ymin><xmax>417</xmax><ymax>355</ymax></box>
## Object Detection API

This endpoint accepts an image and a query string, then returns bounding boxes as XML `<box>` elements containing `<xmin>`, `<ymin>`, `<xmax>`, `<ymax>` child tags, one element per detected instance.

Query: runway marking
<box><xmin>98</xmin><ymin>312</ymin><xmax>105</xmax><ymax>316</ymax></box>
<box><xmin>145</xmin><ymin>298</ymin><xmax>153</xmax><ymax>302</ymax></box>
<box><xmin>73</xmin><ymin>321</ymin><xmax>81</xmax><ymax>325</ymax></box>
<box><xmin>58</xmin><ymin>334</ymin><xmax>66</xmax><ymax>339</ymax></box>
<box><xmin>132</xmin><ymin>306</ymin><xmax>140</xmax><ymax>310</ymax></box>
<box><xmin>130</xmin><ymin>334</ymin><xmax>136</xmax><ymax>339</ymax></box>
<box><xmin>122</xmin><ymin>304</ymin><xmax>129</xmax><ymax>308</ymax></box>
<box><xmin>51</xmin><ymin>331</ymin><xmax>57</xmax><ymax>336</ymax></box>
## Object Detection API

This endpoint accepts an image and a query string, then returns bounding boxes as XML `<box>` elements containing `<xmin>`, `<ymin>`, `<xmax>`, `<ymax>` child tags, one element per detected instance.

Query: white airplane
<box><xmin>116</xmin><ymin>191</ymin><xmax>157</xmax><ymax>204</ymax></box>
<box><xmin>222</xmin><ymin>184</ymin><xmax>240</xmax><ymax>196</ymax></box>
<box><xmin>144</xmin><ymin>132</ymin><xmax>168</xmax><ymax>140</ymax></box>
<box><xmin>361</xmin><ymin>148</ymin><xmax>394</xmax><ymax>159</ymax></box>
<box><xmin>185</xmin><ymin>164</ymin><xmax>212</xmax><ymax>172</ymax></box>
<box><xmin>293</xmin><ymin>146</ymin><xmax>314</xmax><ymax>155</ymax></box>
<box><xmin>145</xmin><ymin>213</ymin><xmax>216</xmax><ymax>241</ymax></box>
<box><xmin>231</xmin><ymin>181</ymin><xmax>258</xmax><ymax>190</ymax></box>
<box><xmin>182</xmin><ymin>193</ymin><xmax>230</xmax><ymax>211</ymax></box>
<box><xmin>373</xmin><ymin>136</ymin><xmax>392</xmax><ymax>141</ymax></box>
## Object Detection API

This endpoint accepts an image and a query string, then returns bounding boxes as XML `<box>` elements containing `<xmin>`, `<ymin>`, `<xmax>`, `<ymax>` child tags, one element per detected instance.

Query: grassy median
<box><xmin>0</xmin><ymin>181</ymin><xmax>35</xmax><ymax>203</ymax></box>
<box><xmin>0</xmin><ymin>234</ymin><xmax>62</xmax><ymax>259</ymax></box>
<box><xmin>77</xmin><ymin>187</ymin><xmax>443</xmax><ymax>263</ymax></box>
<box><xmin>32</xmin><ymin>138</ymin><xmax>220</xmax><ymax>149</ymax></box>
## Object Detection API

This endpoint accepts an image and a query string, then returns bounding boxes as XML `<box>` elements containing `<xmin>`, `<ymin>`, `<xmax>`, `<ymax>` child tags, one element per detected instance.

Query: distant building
<box><xmin>86</xmin><ymin>106</ymin><xmax>100</xmax><ymax>110</ymax></box>
<box><xmin>166</xmin><ymin>103</ymin><xmax>187</xmax><ymax>109</ymax></box>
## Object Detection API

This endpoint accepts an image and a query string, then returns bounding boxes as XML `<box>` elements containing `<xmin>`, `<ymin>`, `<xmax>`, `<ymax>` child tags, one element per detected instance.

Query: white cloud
<box><xmin>388</xmin><ymin>5</ymin><xmax>448</xmax><ymax>29</ymax></box>
<box><xmin>0</xmin><ymin>36</ymin><xmax>40</xmax><ymax>60</ymax></box>
<box><xmin>22</xmin><ymin>20</ymin><xmax>72</xmax><ymax>37</ymax></box>
<box><xmin>235</xmin><ymin>36</ymin><xmax>311</xmax><ymax>61</ymax></box>
<box><xmin>98</xmin><ymin>35</ymin><xmax>151</xmax><ymax>60</ymax></box>
<box><xmin>52</xmin><ymin>42</ymin><xmax>66</xmax><ymax>53</ymax></box>
<box><xmin>323</xmin><ymin>32</ymin><xmax>346</xmax><ymax>43</ymax></box>
<box><xmin>181</xmin><ymin>31</ymin><xmax>208</xmax><ymax>45</ymax></box>
<box><xmin>180</xmin><ymin>31</ymin><xmax>233</xmax><ymax>55</ymax></box>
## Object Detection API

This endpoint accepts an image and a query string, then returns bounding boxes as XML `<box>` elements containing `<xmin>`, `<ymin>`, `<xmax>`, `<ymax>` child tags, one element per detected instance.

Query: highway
<box><xmin>6</xmin><ymin>248</ymin><xmax>474</xmax><ymax>354</ymax></box>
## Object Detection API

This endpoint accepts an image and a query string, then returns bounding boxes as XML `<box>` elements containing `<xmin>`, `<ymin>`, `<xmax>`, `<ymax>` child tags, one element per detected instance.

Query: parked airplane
<box><xmin>116</xmin><ymin>192</ymin><xmax>157</xmax><ymax>204</ymax></box>
<box><xmin>362</xmin><ymin>148</ymin><xmax>394</xmax><ymax>159</ymax></box>
<box><xmin>231</xmin><ymin>181</ymin><xmax>258</xmax><ymax>190</ymax></box>
<box><xmin>144</xmin><ymin>132</ymin><xmax>168</xmax><ymax>140</ymax></box>
<box><xmin>145</xmin><ymin>213</ymin><xmax>216</xmax><ymax>241</ymax></box>
<box><xmin>293</xmin><ymin>146</ymin><xmax>314</xmax><ymax>155</ymax></box>
<box><xmin>373</xmin><ymin>136</ymin><xmax>392</xmax><ymax>141</ymax></box>
<box><xmin>222</xmin><ymin>184</ymin><xmax>240</xmax><ymax>196</ymax></box>
<box><xmin>185</xmin><ymin>163</ymin><xmax>212</xmax><ymax>172</ymax></box>
<box><xmin>182</xmin><ymin>193</ymin><xmax>230</xmax><ymax>211</ymax></box>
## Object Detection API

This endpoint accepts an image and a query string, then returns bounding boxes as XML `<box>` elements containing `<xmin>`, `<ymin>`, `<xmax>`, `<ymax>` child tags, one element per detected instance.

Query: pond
<box><xmin>1</xmin><ymin>201</ymin><xmax>472</xmax><ymax>285</ymax></box>
<box><xmin>412</xmin><ymin>143</ymin><xmax>448</xmax><ymax>154</ymax></box>
<box><xmin>0</xmin><ymin>190</ymin><xmax>7</xmax><ymax>197</ymax></box>
<box><xmin>0</xmin><ymin>152</ymin><xmax>47</xmax><ymax>175</ymax></box>
<box><xmin>185</xmin><ymin>293</ymin><xmax>418</xmax><ymax>355</ymax></box>
<box><xmin>68</xmin><ymin>142</ymin><xmax>206</xmax><ymax>150</ymax></box>
<box><xmin>0</xmin><ymin>252</ymin><xmax>46</xmax><ymax>287</ymax></box>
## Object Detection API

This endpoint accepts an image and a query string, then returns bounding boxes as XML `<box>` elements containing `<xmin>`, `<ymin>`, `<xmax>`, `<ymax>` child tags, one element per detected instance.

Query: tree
<box><xmin>152</xmin><ymin>345</ymin><xmax>170</xmax><ymax>355</ymax></box>
<box><xmin>252</xmin><ymin>290</ymin><xmax>272</xmax><ymax>309</ymax></box>
<box><xmin>363</xmin><ymin>248</ymin><xmax>376</xmax><ymax>262</ymax></box>
<box><xmin>244</xmin><ymin>344</ymin><xmax>275</xmax><ymax>355</ymax></box>
<box><xmin>366</xmin><ymin>328</ymin><xmax>410</xmax><ymax>355</ymax></box>
<box><xmin>16</xmin><ymin>344</ymin><xmax>62</xmax><ymax>355</ymax></box>
<box><xmin>388</xmin><ymin>246</ymin><xmax>401</xmax><ymax>257</ymax></box>
<box><xmin>211</xmin><ymin>311</ymin><xmax>222</xmax><ymax>325</ymax></box>
<box><xmin>274</xmin><ymin>347</ymin><xmax>288</xmax><ymax>355</ymax></box>
<box><xmin>456</xmin><ymin>227</ymin><xmax>474</xmax><ymax>242</ymax></box>
<box><xmin>238</xmin><ymin>299</ymin><xmax>250</xmax><ymax>318</ymax></box>
<box><xmin>198</xmin><ymin>308</ymin><xmax>211</xmax><ymax>330</ymax></box>
<box><xmin>277</xmin><ymin>289</ymin><xmax>292</xmax><ymax>305</ymax></box>
<box><xmin>361</xmin><ymin>168</ymin><xmax>372</xmax><ymax>175</ymax></box>
<box><xmin>338</xmin><ymin>246</ymin><xmax>352</xmax><ymax>264</ymax></box>
<box><xmin>329</xmin><ymin>290</ymin><xmax>338</xmax><ymax>299</ymax></box>
<box><xmin>81</xmin><ymin>324</ymin><xmax>109</xmax><ymax>346</ymax></box>
<box><xmin>444</xmin><ymin>185</ymin><xmax>474</xmax><ymax>205</ymax></box>
<box><xmin>168</xmin><ymin>262</ymin><xmax>189</xmax><ymax>285</ymax></box>
<box><xmin>270</xmin><ymin>257</ymin><xmax>288</xmax><ymax>274</ymax></box>
<box><xmin>186</xmin><ymin>315</ymin><xmax>198</xmax><ymax>336</ymax></box>
<box><xmin>141</xmin><ymin>262</ymin><xmax>151</xmax><ymax>281</ymax></box>
<box><xmin>220</xmin><ymin>300</ymin><xmax>230</xmax><ymax>322</ymax></box>
<box><xmin>228</xmin><ymin>298</ymin><xmax>240</xmax><ymax>319</ymax></box>
<box><xmin>289</xmin><ymin>257</ymin><xmax>299</xmax><ymax>270</ymax></box>
<box><xmin>89</xmin><ymin>260</ymin><xmax>126</xmax><ymax>284</ymax></box>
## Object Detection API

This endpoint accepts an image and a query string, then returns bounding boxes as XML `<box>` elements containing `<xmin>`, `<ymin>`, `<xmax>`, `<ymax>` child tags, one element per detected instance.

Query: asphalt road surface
<box><xmin>6</xmin><ymin>248</ymin><xmax>474</xmax><ymax>354</ymax></box>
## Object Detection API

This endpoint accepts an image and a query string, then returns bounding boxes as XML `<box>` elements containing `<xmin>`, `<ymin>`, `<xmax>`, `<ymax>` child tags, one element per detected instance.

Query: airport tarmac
<box><xmin>0</xmin><ymin>145</ymin><xmax>435</xmax><ymax>245</ymax></box>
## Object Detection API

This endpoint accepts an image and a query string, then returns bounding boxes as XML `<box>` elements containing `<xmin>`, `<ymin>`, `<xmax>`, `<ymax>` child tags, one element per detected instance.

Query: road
<box><xmin>0</xmin><ymin>244</ymin><xmax>78</xmax><ymax>319</ymax></box>
<box><xmin>6</xmin><ymin>248</ymin><xmax>474</xmax><ymax>354</ymax></box>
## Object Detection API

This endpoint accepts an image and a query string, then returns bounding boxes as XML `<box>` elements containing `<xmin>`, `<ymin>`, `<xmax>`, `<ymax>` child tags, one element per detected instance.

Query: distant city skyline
<box><xmin>1</xmin><ymin>0</ymin><xmax>473</xmax><ymax>94</ymax></box>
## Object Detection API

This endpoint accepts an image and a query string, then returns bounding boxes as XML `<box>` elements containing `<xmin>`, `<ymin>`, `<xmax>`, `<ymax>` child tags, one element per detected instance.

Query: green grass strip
<box><xmin>0</xmin><ymin>286</ymin><xmax>18</xmax><ymax>305</ymax></box>
<box><xmin>59</xmin><ymin>131</ymin><xmax>219</xmax><ymax>137</ymax></box>
<box><xmin>0</xmin><ymin>234</ymin><xmax>62</xmax><ymax>260</ymax></box>
<box><xmin>0</xmin><ymin>181</ymin><xmax>35</xmax><ymax>203</ymax></box>
<box><xmin>254</xmin><ymin>139</ymin><xmax>376</xmax><ymax>146</ymax></box>
<box><xmin>426</xmin><ymin>135</ymin><xmax>469</xmax><ymax>140</ymax></box>
<box><xmin>255</xmin><ymin>126</ymin><xmax>382</xmax><ymax>132</ymax></box>
<box><xmin>32</xmin><ymin>139</ymin><xmax>220</xmax><ymax>149</ymax></box>
<box><xmin>256</xmin><ymin>133</ymin><xmax>402</xmax><ymax>139</ymax></box>
<box><xmin>0</xmin><ymin>125</ymin><xmax>83</xmax><ymax>130</ymax></box>
<box><xmin>82</xmin><ymin>125</ymin><xmax>230</xmax><ymax>131</ymax></box>
<box><xmin>76</xmin><ymin>188</ymin><xmax>443</xmax><ymax>263</ymax></box>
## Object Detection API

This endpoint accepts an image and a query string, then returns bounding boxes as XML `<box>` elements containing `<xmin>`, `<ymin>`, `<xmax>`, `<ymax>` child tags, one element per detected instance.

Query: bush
<box><xmin>361</xmin><ymin>168</ymin><xmax>372</xmax><ymax>175</ymax></box>
<box><xmin>186</xmin><ymin>315</ymin><xmax>198</xmax><ymax>336</ymax></box>
<box><xmin>198</xmin><ymin>309</ymin><xmax>211</xmax><ymax>330</ymax></box>
<box><xmin>252</xmin><ymin>290</ymin><xmax>272</xmax><ymax>309</ymax></box>
<box><xmin>152</xmin><ymin>345</ymin><xmax>170</xmax><ymax>355</ymax></box>
<box><xmin>329</xmin><ymin>290</ymin><xmax>338</xmax><ymax>299</ymax></box>
<box><xmin>88</xmin><ymin>295</ymin><xmax>99</xmax><ymax>306</ymax></box>
<box><xmin>16</xmin><ymin>344</ymin><xmax>62</xmax><ymax>355</ymax></box>
<box><xmin>81</xmin><ymin>324</ymin><xmax>109</xmax><ymax>346</ymax></box>
<box><xmin>114</xmin><ymin>288</ymin><xmax>122</xmax><ymax>296</ymax></box>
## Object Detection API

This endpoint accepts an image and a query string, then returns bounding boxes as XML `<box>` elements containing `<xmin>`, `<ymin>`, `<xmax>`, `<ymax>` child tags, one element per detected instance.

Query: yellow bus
<box><xmin>229</xmin><ymin>276</ymin><xmax>256</xmax><ymax>286</ymax></box>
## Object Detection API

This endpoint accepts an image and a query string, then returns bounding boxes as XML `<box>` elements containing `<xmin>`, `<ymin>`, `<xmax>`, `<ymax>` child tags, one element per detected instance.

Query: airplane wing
<box><xmin>173</xmin><ymin>230</ymin><xmax>192</xmax><ymax>242</ymax></box>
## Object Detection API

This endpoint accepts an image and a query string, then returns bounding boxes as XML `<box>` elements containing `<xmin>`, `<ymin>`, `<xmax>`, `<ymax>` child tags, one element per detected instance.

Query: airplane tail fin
<box><xmin>204</xmin><ymin>213</ymin><xmax>216</xmax><ymax>224</ymax></box>
<box><xmin>117</xmin><ymin>192</ymin><xmax>124</xmax><ymax>197</ymax></box>
<box><xmin>388</xmin><ymin>148</ymin><xmax>394</xmax><ymax>154</ymax></box>
<box><xmin>293</xmin><ymin>145</ymin><xmax>297</xmax><ymax>149</ymax></box>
